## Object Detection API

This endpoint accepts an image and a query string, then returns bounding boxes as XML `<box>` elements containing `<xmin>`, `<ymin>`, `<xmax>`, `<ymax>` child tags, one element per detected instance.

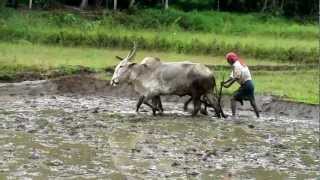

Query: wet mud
<box><xmin>0</xmin><ymin>75</ymin><xmax>319</xmax><ymax>179</ymax></box>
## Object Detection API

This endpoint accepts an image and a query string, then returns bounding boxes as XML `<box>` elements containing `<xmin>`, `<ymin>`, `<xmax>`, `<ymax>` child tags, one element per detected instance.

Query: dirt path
<box><xmin>0</xmin><ymin>75</ymin><xmax>319</xmax><ymax>179</ymax></box>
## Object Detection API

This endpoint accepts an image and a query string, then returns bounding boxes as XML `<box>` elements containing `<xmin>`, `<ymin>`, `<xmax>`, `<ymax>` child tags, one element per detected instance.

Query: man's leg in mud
<box><xmin>231</xmin><ymin>97</ymin><xmax>237</xmax><ymax>117</ymax></box>
<box><xmin>249</xmin><ymin>97</ymin><xmax>260</xmax><ymax>118</ymax></box>
<box><xmin>231</xmin><ymin>89</ymin><xmax>242</xmax><ymax>117</ymax></box>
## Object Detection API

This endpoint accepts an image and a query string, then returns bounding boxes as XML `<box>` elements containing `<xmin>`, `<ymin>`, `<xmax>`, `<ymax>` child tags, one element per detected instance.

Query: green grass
<box><xmin>0</xmin><ymin>42</ymin><xmax>318</xmax><ymax>104</ymax></box>
<box><xmin>0</xmin><ymin>42</ymin><xmax>288</xmax><ymax>70</ymax></box>
<box><xmin>215</xmin><ymin>70</ymin><xmax>319</xmax><ymax>104</ymax></box>
<box><xmin>2</xmin><ymin>8</ymin><xmax>317</xmax><ymax>37</ymax></box>
<box><xmin>105</xmin><ymin>9</ymin><xmax>317</xmax><ymax>39</ymax></box>
<box><xmin>0</xmin><ymin>9</ymin><xmax>317</xmax><ymax>63</ymax></box>
<box><xmin>254</xmin><ymin>71</ymin><xmax>318</xmax><ymax>104</ymax></box>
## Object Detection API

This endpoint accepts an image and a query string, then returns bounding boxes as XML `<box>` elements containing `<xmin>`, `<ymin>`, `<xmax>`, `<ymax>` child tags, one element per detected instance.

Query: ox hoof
<box><xmin>157</xmin><ymin>111</ymin><xmax>164</xmax><ymax>116</ymax></box>
<box><xmin>191</xmin><ymin>112</ymin><xmax>198</xmax><ymax>117</ymax></box>
<box><xmin>200</xmin><ymin>109</ymin><xmax>208</xmax><ymax>115</ymax></box>
<box><xmin>152</xmin><ymin>110</ymin><xmax>157</xmax><ymax>116</ymax></box>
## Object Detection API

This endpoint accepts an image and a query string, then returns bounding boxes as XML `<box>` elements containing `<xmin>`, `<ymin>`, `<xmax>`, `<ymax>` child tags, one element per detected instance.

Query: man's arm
<box><xmin>222</xmin><ymin>66</ymin><xmax>241</xmax><ymax>88</ymax></box>
<box><xmin>221</xmin><ymin>77</ymin><xmax>238</xmax><ymax>88</ymax></box>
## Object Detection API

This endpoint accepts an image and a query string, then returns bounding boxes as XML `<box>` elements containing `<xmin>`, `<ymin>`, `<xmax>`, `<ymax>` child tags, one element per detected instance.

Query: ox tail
<box><xmin>216</xmin><ymin>76</ymin><xmax>227</xmax><ymax>118</ymax></box>
<box><xmin>212</xmin><ymin>76</ymin><xmax>218</xmax><ymax>97</ymax></box>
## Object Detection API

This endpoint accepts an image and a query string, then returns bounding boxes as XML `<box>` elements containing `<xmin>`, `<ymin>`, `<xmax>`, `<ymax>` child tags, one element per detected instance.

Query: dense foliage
<box><xmin>171</xmin><ymin>0</ymin><xmax>317</xmax><ymax>18</ymax></box>
<box><xmin>4</xmin><ymin>0</ymin><xmax>318</xmax><ymax>20</ymax></box>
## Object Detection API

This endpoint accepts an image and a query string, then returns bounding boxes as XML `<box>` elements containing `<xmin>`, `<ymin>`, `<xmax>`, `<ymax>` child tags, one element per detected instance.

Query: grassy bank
<box><xmin>0</xmin><ymin>42</ymin><xmax>288</xmax><ymax>69</ymax></box>
<box><xmin>0</xmin><ymin>8</ymin><xmax>317</xmax><ymax>63</ymax></box>
<box><xmin>0</xmin><ymin>42</ymin><xmax>318</xmax><ymax>104</ymax></box>
<box><xmin>215</xmin><ymin>70</ymin><xmax>318</xmax><ymax>104</ymax></box>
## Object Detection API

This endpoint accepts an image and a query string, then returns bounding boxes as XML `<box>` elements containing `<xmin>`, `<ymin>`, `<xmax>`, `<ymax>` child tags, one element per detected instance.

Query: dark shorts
<box><xmin>234</xmin><ymin>80</ymin><xmax>255</xmax><ymax>102</ymax></box>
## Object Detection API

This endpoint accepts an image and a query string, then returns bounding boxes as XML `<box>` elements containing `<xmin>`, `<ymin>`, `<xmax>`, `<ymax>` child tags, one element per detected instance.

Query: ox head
<box><xmin>111</xmin><ymin>43</ymin><xmax>137</xmax><ymax>86</ymax></box>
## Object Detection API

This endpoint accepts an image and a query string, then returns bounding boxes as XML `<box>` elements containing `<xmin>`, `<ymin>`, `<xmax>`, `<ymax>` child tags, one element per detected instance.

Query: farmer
<box><xmin>221</xmin><ymin>52</ymin><xmax>260</xmax><ymax>118</ymax></box>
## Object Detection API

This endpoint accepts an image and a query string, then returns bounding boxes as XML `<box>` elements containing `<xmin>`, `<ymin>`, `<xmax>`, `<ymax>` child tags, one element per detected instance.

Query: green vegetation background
<box><xmin>0</xmin><ymin>8</ymin><xmax>318</xmax><ymax>104</ymax></box>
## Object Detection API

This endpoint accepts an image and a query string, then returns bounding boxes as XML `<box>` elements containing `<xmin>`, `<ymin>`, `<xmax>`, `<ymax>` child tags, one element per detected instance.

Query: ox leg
<box><xmin>156</xmin><ymin>96</ymin><xmax>163</xmax><ymax>113</ymax></box>
<box><xmin>136</xmin><ymin>96</ymin><xmax>158</xmax><ymax>115</ymax></box>
<box><xmin>136</xmin><ymin>96</ymin><xmax>145</xmax><ymax>112</ymax></box>
<box><xmin>144</xmin><ymin>102</ymin><xmax>157</xmax><ymax>115</ymax></box>
<box><xmin>200</xmin><ymin>96</ymin><xmax>208</xmax><ymax>115</ymax></box>
<box><xmin>200</xmin><ymin>105</ymin><xmax>208</xmax><ymax>115</ymax></box>
<box><xmin>144</xmin><ymin>97</ymin><xmax>158</xmax><ymax>116</ymax></box>
<box><xmin>151</xmin><ymin>96</ymin><xmax>163</xmax><ymax>112</ymax></box>
<box><xmin>192</xmin><ymin>95</ymin><xmax>201</xmax><ymax>116</ymax></box>
<box><xmin>183</xmin><ymin>96</ymin><xmax>192</xmax><ymax>112</ymax></box>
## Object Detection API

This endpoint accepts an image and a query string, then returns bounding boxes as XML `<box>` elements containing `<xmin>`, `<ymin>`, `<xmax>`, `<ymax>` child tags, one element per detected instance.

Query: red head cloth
<box><xmin>225</xmin><ymin>52</ymin><xmax>246</xmax><ymax>66</ymax></box>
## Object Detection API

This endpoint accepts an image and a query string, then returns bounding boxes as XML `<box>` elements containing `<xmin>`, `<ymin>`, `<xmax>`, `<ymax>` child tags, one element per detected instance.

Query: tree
<box><xmin>0</xmin><ymin>0</ymin><xmax>7</xmax><ymax>8</ymax></box>
<box><xmin>280</xmin><ymin>0</ymin><xmax>285</xmax><ymax>10</ymax></box>
<box><xmin>164</xmin><ymin>0</ymin><xmax>168</xmax><ymax>9</ymax></box>
<box><xmin>129</xmin><ymin>0</ymin><xmax>135</xmax><ymax>8</ymax></box>
<box><xmin>261</xmin><ymin>0</ymin><xmax>268</xmax><ymax>12</ymax></box>
<box><xmin>271</xmin><ymin>0</ymin><xmax>277</xmax><ymax>10</ymax></box>
<box><xmin>29</xmin><ymin>0</ymin><xmax>32</xmax><ymax>9</ymax></box>
<box><xmin>80</xmin><ymin>0</ymin><xmax>88</xmax><ymax>9</ymax></box>
<box><xmin>113</xmin><ymin>0</ymin><xmax>117</xmax><ymax>10</ymax></box>
<box><xmin>12</xmin><ymin>0</ymin><xmax>18</xmax><ymax>8</ymax></box>
<box><xmin>95</xmin><ymin>0</ymin><xmax>103</xmax><ymax>8</ymax></box>
<box><xmin>106</xmin><ymin>0</ymin><xmax>109</xmax><ymax>9</ymax></box>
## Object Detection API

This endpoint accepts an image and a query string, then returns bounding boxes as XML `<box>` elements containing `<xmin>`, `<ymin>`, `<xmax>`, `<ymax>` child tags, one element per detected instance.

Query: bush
<box><xmin>0</xmin><ymin>0</ymin><xmax>6</xmax><ymax>8</ymax></box>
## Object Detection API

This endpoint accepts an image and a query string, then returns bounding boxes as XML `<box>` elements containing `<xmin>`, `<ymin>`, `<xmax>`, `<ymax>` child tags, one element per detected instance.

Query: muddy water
<box><xmin>0</xmin><ymin>94</ymin><xmax>319</xmax><ymax>179</ymax></box>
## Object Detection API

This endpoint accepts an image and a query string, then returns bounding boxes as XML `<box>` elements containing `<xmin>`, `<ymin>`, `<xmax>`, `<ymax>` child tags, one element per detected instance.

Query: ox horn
<box><xmin>125</xmin><ymin>42</ymin><xmax>137</xmax><ymax>61</ymax></box>
<box><xmin>115</xmin><ymin>56</ymin><xmax>124</xmax><ymax>61</ymax></box>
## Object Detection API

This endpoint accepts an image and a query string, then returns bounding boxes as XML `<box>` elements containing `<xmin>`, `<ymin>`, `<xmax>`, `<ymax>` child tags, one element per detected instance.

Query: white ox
<box><xmin>110</xmin><ymin>44</ymin><xmax>224</xmax><ymax>117</ymax></box>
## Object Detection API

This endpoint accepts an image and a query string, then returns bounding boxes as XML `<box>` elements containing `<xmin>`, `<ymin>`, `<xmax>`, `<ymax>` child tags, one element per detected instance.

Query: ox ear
<box><xmin>128</xmin><ymin>63</ymin><xmax>136</xmax><ymax>68</ymax></box>
<box><xmin>115</xmin><ymin>56</ymin><xmax>124</xmax><ymax>61</ymax></box>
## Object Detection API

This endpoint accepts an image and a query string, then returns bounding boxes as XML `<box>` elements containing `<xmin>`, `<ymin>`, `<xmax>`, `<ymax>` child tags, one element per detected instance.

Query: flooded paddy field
<box><xmin>0</xmin><ymin>76</ymin><xmax>319</xmax><ymax>179</ymax></box>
